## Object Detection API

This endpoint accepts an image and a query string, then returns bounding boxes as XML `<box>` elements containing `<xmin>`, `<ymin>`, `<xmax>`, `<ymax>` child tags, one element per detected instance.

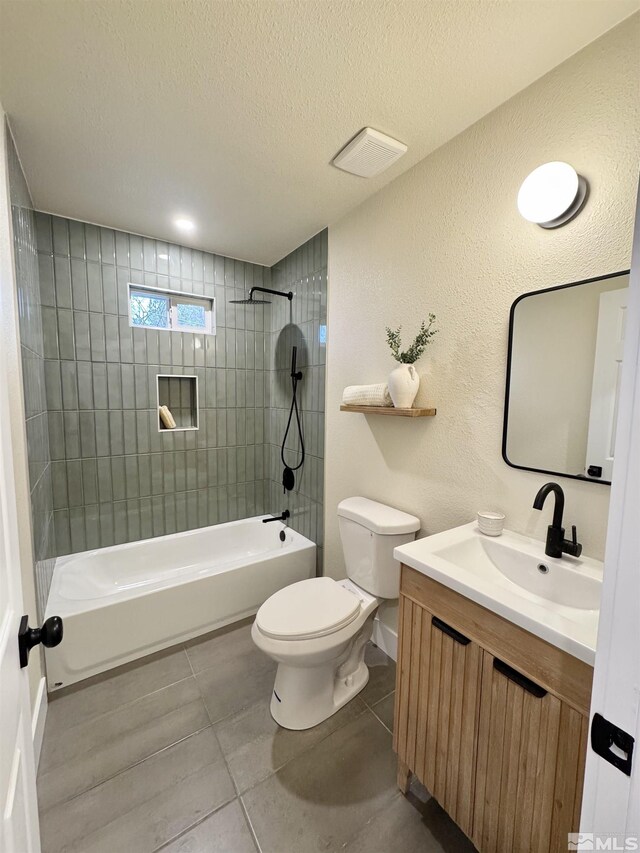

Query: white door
<box><xmin>0</xmin><ymin>350</ymin><xmax>41</xmax><ymax>853</ymax></box>
<box><xmin>0</xmin><ymin>130</ymin><xmax>41</xmax><ymax>850</ymax></box>
<box><xmin>585</xmin><ymin>285</ymin><xmax>628</xmax><ymax>481</ymax></box>
<box><xmin>579</xmin><ymin>192</ymin><xmax>640</xmax><ymax>840</ymax></box>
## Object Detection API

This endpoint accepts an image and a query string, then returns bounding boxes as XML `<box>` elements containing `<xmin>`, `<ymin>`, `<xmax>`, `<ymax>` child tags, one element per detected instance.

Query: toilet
<box><xmin>252</xmin><ymin>497</ymin><xmax>420</xmax><ymax>730</ymax></box>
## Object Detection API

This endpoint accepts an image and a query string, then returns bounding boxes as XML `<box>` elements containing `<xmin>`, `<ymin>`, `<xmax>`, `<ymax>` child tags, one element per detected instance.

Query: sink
<box><xmin>394</xmin><ymin>522</ymin><xmax>602</xmax><ymax>664</ymax></box>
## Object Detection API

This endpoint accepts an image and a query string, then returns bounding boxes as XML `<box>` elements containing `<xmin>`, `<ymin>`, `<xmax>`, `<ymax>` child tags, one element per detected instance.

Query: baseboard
<box><xmin>31</xmin><ymin>677</ymin><xmax>47</xmax><ymax>769</ymax></box>
<box><xmin>371</xmin><ymin>616</ymin><xmax>397</xmax><ymax>662</ymax></box>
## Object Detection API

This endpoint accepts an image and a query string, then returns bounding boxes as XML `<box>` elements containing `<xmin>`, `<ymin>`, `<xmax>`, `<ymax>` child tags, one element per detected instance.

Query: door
<box><xmin>580</xmin><ymin>193</ymin><xmax>640</xmax><ymax>838</ymax></box>
<box><xmin>0</xmin><ymin>128</ymin><xmax>41</xmax><ymax>851</ymax></box>
<box><xmin>585</xmin><ymin>286</ymin><xmax>628</xmax><ymax>481</ymax></box>
<box><xmin>394</xmin><ymin>595</ymin><xmax>482</xmax><ymax>838</ymax></box>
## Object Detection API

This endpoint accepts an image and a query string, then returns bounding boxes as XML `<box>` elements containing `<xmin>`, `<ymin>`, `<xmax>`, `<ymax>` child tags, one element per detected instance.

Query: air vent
<box><xmin>332</xmin><ymin>128</ymin><xmax>407</xmax><ymax>178</ymax></box>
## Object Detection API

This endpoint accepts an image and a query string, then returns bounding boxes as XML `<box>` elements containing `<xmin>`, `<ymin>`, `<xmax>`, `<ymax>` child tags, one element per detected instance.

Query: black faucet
<box><xmin>262</xmin><ymin>510</ymin><xmax>290</xmax><ymax>524</ymax></box>
<box><xmin>533</xmin><ymin>482</ymin><xmax>582</xmax><ymax>559</ymax></box>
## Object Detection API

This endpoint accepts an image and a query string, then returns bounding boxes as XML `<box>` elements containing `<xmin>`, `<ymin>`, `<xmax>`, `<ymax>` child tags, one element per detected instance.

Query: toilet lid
<box><xmin>256</xmin><ymin>577</ymin><xmax>361</xmax><ymax>641</ymax></box>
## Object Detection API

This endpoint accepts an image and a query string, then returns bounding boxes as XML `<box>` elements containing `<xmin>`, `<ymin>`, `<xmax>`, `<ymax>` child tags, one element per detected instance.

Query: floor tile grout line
<box><xmin>231</xmin><ymin>698</ymin><xmax>370</xmax><ymax>799</ymax></box>
<box><xmin>45</xmin><ymin>650</ymin><xmax>196</xmax><ymax>735</ymax></box>
<box><xmin>362</xmin><ymin>687</ymin><xmax>395</xmax><ymax>713</ymax></box>
<box><xmin>39</xmin><ymin>723</ymin><xmax>213</xmax><ymax>814</ymax></box>
<box><xmin>368</xmin><ymin>704</ymin><xmax>393</xmax><ymax>736</ymax></box>
<box><xmin>239</xmin><ymin>795</ymin><xmax>263</xmax><ymax>853</ymax></box>
<box><xmin>151</xmin><ymin>795</ymin><xmax>239</xmax><ymax>853</ymax></box>
<box><xmin>39</xmin><ymin>677</ymin><xmax>203</xmax><ymax>776</ymax></box>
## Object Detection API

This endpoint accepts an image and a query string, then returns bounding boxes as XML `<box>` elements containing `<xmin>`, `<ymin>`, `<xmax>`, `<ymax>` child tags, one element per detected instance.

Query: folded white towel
<box><xmin>342</xmin><ymin>383</ymin><xmax>392</xmax><ymax>407</ymax></box>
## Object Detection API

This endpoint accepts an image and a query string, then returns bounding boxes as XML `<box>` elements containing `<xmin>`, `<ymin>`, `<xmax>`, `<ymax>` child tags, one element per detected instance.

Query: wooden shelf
<box><xmin>340</xmin><ymin>405</ymin><xmax>436</xmax><ymax>418</ymax></box>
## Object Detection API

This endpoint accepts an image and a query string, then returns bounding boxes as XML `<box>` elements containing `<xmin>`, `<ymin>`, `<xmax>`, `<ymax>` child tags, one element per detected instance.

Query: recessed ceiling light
<box><xmin>174</xmin><ymin>217</ymin><xmax>195</xmax><ymax>232</ymax></box>
<box><xmin>517</xmin><ymin>162</ymin><xmax>588</xmax><ymax>229</ymax></box>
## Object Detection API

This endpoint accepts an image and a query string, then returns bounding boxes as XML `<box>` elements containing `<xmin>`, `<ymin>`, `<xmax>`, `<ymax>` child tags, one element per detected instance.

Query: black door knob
<box><xmin>18</xmin><ymin>615</ymin><xmax>63</xmax><ymax>668</ymax></box>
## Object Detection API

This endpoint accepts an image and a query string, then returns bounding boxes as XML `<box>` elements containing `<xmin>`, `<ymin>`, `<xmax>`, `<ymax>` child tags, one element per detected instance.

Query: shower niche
<box><xmin>157</xmin><ymin>374</ymin><xmax>199</xmax><ymax>431</ymax></box>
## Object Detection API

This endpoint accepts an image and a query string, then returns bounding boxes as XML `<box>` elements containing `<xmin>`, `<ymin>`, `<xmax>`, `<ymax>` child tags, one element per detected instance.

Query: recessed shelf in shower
<box><xmin>157</xmin><ymin>375</ymin><xmax>199</xmax><ymax>431</ymax></box>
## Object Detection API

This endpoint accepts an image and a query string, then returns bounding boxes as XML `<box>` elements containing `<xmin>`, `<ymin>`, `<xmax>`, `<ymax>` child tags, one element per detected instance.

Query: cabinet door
<box><xmin>473</xmin><ymin>651</ymin><xmax>563</xmax><ymax>853</ymax></box>
<box><xmin>394</xmin><ymin>595</ymin><xmax>482</xmax><ymax>837</ymax></box>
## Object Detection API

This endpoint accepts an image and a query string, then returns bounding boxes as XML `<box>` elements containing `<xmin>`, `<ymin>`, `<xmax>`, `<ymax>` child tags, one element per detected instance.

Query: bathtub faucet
<box><xmin>263</xmin><ymin>510</ymin><xmax>290</xmax><ymax>524</ymax></box>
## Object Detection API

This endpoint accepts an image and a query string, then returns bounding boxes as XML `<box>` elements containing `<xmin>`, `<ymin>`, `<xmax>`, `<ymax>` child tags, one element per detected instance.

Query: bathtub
<box><xmin>44</xmin><ymin>516</ymin><xmax>316</xmax><ymax>691</ymax></box>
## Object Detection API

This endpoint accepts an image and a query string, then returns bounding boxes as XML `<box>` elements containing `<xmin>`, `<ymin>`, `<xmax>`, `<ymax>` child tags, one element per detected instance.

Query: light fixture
<box><xmin>173</xmin><ymin>217</ymin><xmax>195</xmax><ymax>233</ymax></box>
<box><xmin>517</xmin><ymin>162</ymin><xmax>588</xmax><ymax>229</ymax></box>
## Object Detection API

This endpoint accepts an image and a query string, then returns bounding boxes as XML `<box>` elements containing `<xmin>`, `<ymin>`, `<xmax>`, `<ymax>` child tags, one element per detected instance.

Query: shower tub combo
<box><xmin>44</xmin><ymin>515</ymin><xmax>316</xmax><ymax>691</ymax></box>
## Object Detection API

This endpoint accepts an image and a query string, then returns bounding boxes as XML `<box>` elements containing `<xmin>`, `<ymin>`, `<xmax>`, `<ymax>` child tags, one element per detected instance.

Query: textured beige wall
<box><xmin>325</xmin><ymin>17</ymin><xmax>640</xmax><ymax>596</ymax></box>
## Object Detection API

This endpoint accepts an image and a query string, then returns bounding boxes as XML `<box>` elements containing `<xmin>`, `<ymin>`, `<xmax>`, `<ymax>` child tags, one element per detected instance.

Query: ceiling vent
<box><xmin>332</xmin><ymin>128</ymin><xmax>408</xmax><ymax>178</ymax></box>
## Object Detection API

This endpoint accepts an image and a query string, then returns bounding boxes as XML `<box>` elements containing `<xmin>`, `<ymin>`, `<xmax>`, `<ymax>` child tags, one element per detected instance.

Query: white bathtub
<box><xmin>44</xmin><ymin>516</ymin><xmax>316</xmax><ymax>691</ymax></box>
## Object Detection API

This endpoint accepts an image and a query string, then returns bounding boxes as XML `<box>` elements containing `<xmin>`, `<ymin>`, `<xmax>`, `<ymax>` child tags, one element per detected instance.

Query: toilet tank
<box><xmin>337</xmin><ymin>497</ymin><xmax>420</xmax><ymax>598</ymax></box>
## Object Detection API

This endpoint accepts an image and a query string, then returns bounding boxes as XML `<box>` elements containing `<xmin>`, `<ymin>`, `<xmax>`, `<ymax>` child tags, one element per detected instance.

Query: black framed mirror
<box><xmin>503</xmin><ymin>270</ymin><xmax>630</xmax><ymax>484</ymax></box>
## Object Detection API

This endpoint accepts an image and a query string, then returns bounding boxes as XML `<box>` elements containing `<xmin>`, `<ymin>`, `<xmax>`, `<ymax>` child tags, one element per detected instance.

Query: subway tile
<box><xmin>41</xmin><ymin>307</ymin><xmax>59</xmax><ymax>359</ymax></box>
<box><xmin>100</xmin><ymin>227</ymin><xmax>115</xmax><ymax>264</ymax></box>
<box><xmin>102</xmin><ymin>265</ymin><xmax>118</xmax><ymax>314</ymax></box>
<box><xmin>72</xmin><ymin>311</ymin><xmax>90</xmax><ymax>360</ymax></box>
<box><xmin>71</xmin><ymin>258</ymin><xmax>88</xmax><ymax>311</ymax></box>
<box><xmin>38</xmin><ymin>254</ymin><xmax>56</xmax><ymax>307</ymax></box>
<box><xmin>87</xmin><ymin>263</ymin><xmax>103</xmax><ymax>312</ymax></box>
<box><xmin>84</xmin><ymin>224</ymin><xmax>101</xmax><ymax>262</ymax></box>
<box><xmin>60</xmin><ymin>362</ymin><xmax>78</xmax><ymax>410</ymax></box>
<box><xmin>115</xmin><ymin>231</ymin><xmax>129</xmax><ymax>267</ymax></box>
<box><xmin>76</xmin><ymin>362</ymin><xmax>93</xmax><ymax>409</ymax></box>
<box><xmin>62</xmin><ymin>412</ymin><xmax>80</xmax><ymax>459</ymax></box>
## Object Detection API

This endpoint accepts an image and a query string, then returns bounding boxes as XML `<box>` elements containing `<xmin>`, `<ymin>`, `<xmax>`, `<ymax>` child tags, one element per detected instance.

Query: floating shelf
<box><xmin>340</xmin><ymin>405</ymin><xmax>436</xmax><ymax>418</ymax></box>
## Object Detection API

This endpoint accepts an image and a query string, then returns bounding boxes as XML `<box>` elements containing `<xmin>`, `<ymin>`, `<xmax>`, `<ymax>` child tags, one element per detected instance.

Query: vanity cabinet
<box><xmin>394</xmin><ymin>566</ymin><xmax>592</xmax><ymax>853</ymax></box>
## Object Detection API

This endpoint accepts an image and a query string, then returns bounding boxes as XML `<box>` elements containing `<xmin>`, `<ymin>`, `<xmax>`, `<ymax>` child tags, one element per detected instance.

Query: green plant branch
<box><xmin>385</xmin><ymin>315</ymin><xmax>438</xmax><ymax>364</ymax></box>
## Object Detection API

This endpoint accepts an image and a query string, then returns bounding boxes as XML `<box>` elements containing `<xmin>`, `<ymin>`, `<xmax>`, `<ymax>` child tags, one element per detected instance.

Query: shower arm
<box><xmin>250</xmin><ymin>286</ymin><xmax>293</xmax><ymax>301</ymax></box>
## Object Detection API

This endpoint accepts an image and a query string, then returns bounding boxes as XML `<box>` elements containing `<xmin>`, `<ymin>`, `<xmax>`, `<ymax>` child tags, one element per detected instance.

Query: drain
<box><xmin>537</xmin><ymin>563</ymin><xmax>549</xmax><ymax>574</ymax></box>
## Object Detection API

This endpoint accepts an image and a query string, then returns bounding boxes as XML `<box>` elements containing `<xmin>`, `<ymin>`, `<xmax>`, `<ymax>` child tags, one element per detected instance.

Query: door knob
<box><xmin>18</xmin><ymin>615</ymin><xmax>63</xmax><ymax>668</ymax></box>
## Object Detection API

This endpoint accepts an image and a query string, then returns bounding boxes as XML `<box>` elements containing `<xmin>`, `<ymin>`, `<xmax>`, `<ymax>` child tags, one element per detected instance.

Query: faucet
<box><xmin>533</xmin><ymin>482</ymin><xmax>582</xmax><ymax>559</ymax></box>
<box><xmin>262</xmin><ymin>510</ymin><xmax>290</xmax><ymax>524</ymax></box>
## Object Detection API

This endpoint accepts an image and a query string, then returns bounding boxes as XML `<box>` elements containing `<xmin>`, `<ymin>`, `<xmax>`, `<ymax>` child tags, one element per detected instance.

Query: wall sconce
<box><xmin>517</xmin><ymin>161</ymin><xmax>588</xmax><ymax>229</ymax></box>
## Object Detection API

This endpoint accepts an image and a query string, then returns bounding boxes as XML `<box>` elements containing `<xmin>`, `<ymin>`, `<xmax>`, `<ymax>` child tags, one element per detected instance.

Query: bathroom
<box><xmin>0</xmin><ymin>2</ymin><xmax>639</xmax><ymax>851</ymax></box>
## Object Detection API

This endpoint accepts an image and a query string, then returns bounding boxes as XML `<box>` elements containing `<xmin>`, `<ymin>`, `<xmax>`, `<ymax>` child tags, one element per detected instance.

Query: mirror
<box><xmin>503</xmin><ymin>270</ymin><xmax>630</xmax><ymax>484</ymax></box>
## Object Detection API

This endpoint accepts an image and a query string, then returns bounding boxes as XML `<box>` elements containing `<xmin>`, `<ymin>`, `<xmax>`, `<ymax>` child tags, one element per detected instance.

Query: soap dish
<box><xmin>477</xmin><ymin>511</ymin><xmax>505</xmax><ymax>537</ymax></box>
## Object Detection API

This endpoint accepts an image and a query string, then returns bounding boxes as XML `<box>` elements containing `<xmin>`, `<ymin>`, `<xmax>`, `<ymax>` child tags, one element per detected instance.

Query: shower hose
<box><xmin>281</xmin><ymin>346</ymin><xmax>305</xmax><ymax>493</ymax></box>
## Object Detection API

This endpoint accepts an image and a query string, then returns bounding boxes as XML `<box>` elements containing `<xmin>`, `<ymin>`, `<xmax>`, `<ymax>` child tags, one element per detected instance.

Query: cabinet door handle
<box><xmin>431</xmin><ymin>616</ymin><xmax>471</xmax><ymax>646</ymax></box>
<box><xmin>493</xmin><ymin>658</ymin><xmax>547</xmax><ymax>698</ymax></box>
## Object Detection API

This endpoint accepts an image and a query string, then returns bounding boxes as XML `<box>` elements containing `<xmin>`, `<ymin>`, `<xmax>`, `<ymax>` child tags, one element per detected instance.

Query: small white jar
<box><xmin>477</xmin><ymin>511</ymin><xmax>505</xmax><ymax>537</ymax></box>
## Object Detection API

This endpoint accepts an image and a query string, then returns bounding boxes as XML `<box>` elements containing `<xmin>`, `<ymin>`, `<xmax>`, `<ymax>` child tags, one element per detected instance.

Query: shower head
<box><xmin>229</xmin><ymin>286</ymin><xmax>293</xmax><ymax>305</ymax></box>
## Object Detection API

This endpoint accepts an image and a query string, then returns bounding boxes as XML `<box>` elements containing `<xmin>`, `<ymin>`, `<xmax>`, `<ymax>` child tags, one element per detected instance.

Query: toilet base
<box><xmin>270</xmin><ymin>658</ymin><xmax>369</xmax><ymax>730</ymax></box>
<box><xmin>268</xmin><ymin>616</ymin><xmax>374</xmax><ymax>730</ymax></box>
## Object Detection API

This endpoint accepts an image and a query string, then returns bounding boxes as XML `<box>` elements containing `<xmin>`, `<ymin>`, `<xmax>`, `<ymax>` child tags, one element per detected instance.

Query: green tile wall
<box><xmin>36</xmin><ymin>213</ymin><xmax>271</xmax><ymax>561</ymax></box>
<box><xmin>6</xmin><ymin>123</ymin><xmax>56</xmax><ymax>619</ymax></box>
<box><xmin>266</xmin><ymin>230</ymin><xmax>327</xmax><ymax>572</ymax></box>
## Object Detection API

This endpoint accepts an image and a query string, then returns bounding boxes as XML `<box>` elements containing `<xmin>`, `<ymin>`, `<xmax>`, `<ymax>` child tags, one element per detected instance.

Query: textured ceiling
<box><xmin>1</xmin><ymin>0</ymin><xmax>637</xmax><ymax>265</ymax></box>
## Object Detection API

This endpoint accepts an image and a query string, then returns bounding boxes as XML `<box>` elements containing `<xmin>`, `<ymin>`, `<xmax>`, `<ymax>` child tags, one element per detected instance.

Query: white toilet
<box><xmin>252</xmin><ymin>497</ymin><xmax>420</xmax><ymax>730</ymax></box>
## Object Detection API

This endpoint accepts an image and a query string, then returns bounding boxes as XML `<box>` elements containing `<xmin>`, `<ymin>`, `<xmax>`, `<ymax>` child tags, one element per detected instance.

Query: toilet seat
<box><xmin>255</xmin><ymin>577</ymin><xmax>361</xmax><ymax>641</ymax></box>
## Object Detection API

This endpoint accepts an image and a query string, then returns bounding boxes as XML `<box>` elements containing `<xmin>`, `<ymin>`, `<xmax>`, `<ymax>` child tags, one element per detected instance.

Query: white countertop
<box><xmin>395</xmin><ymin>522</ymin><xmax>602</xmax><ymax>665</ymax></box>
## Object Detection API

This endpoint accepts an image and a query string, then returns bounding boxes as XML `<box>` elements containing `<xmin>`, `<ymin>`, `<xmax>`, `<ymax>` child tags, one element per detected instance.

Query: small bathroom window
<box><xmin>129</xmin><ymin>284</ymin><xmax>215</xmax><ymax>335</ymax></box>
<box><xmin>157</xmin><ymin>375</ymin><xmax>199</xmax><ymax>431</ymax></box>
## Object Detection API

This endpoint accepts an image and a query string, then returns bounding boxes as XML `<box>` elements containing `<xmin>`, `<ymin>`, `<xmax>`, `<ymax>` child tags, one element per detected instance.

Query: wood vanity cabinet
<box><xmin>394</xmin><ymin>565</ymin><xmax>592</xmax><ymax>853</ymax></box>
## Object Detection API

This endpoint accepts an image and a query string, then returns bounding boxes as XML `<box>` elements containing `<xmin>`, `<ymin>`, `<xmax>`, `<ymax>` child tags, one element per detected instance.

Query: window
<box><xmin>128</xmin><ymin>285</ymin><xmax>215</xmax><ymax>335</ymax></box>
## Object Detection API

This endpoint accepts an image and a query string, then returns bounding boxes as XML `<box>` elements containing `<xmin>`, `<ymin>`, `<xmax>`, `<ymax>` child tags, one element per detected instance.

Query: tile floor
<box><xmin>38</xmin><ymin>619</ymin><xmax>476</xmax><ymax>853</ymax></box>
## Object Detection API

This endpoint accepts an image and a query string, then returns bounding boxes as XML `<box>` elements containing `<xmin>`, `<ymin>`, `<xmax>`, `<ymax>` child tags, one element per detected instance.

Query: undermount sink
<box><xmin>394</xmin><ymin>521</ymin><xmax>603</xmax><ymax>664</ymax></box>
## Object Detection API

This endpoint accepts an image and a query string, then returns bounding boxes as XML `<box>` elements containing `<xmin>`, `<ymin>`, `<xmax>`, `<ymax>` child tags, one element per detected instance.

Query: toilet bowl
<box><xmin>252</xmin><ymin>497</ymin><xmax>420</xmax><ymax>730</ymax></box>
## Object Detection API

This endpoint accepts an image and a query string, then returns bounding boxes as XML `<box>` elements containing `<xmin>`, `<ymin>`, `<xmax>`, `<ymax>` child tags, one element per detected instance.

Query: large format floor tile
<box><xmin>39</xmin><ymin>728</ymin><xmax>234</xmax><ymax>853</ymax></box>
<box><xmin>44</xmin><ymin>644</ymin><xmax>193</xmax><ymax>736</ymax></box>
<box><xmin>158</xmin><ymin>801</ymin><xmax>257</xmax><ymax>853</ymax></box>
<box><xmin>241</xmin><ymin>712</ymin><xmax>398</xmax><ymax>853</ymax></box>
<box><xmin>38</xmin><ymin>677</ymin><xmax>209</xmax><ymax>811</ymax></box>
<box><xmin>37</xmin><ymin>624</ymin><xmax>474</xmax><ymax>853</ymax></box>
<box><xmin>215</xmin><ymin>695</ymin><xmax>367</xmax><ymax>793</ymax></box>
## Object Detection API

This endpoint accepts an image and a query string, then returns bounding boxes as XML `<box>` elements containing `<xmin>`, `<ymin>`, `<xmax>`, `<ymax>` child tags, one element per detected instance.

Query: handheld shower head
<box><xmin>229</xmin><ymin>286</ymin><xmax>293</xmax><ymax>305</ymax></box>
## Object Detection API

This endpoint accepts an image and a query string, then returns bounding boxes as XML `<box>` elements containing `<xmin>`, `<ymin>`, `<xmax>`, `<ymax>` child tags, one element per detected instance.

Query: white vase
<box><xmin>388</xmin><ymin>363</ymin><xmax>420</xmax><ymax>408</ymax></box>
